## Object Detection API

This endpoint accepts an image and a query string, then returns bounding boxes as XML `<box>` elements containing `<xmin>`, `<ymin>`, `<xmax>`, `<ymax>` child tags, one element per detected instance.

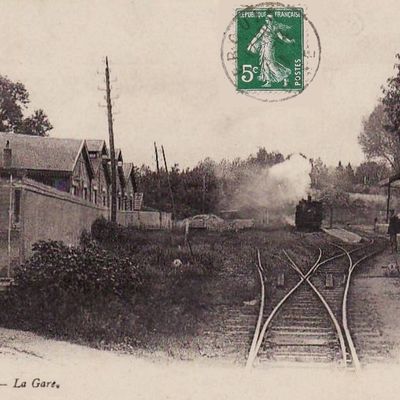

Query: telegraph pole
<box><xmin>154</xmin><ymin>142</ymin><xmax>162</xmax><ymax>227</ymax></box>
<box><xmin>161</xmin><ymin>145</ymin><xmax>176</xmax><ymax>220</ymax></box>
<box><xmin>132</xmin><ymin>163</ymin><xmax>138</xmax><ymax>193</ymax></box>
<box><xmin>154</xmin><ymin>141</ymin><xmax>161</xmax><ymax>195</ymax></box>
<box><xmin>202</xmin><ymin>174</ymin><xmax>206</xmax><ymax>213</ymax></box>
<box><xmin>105</xmin><ymin>57</ymin><xmax>117</xmax><ymax>222</ymax></box>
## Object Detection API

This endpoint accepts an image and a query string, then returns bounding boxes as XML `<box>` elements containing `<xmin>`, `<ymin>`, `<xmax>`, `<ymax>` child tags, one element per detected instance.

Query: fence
<box><xmin>0</xmin><ymin>176</ymin><xmax>171</xmax><ymax>276</ymax></box>
<box><xmin>117</xmin><ymin>210</ymin><xmax>172</xmax><ymax>229</ymax></box>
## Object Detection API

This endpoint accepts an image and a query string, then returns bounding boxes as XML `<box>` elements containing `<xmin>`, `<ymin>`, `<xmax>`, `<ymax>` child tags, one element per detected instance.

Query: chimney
<box><xmin>3</xmin><ymin>140</ymin><xmax>12</xmax><ymax>168</ymax></box>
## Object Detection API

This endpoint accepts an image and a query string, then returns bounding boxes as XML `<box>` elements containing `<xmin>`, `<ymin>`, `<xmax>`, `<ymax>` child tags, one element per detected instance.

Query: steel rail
<box><xmin>246</xmin><ymin>249</ymin><xmax>266</xmax><ymax>369</ymax></box>
<box><xmin>338</xmin><ymin>242</ymin><xmax>386</xmax><ymax>372</ymax></box>
<box><xmin>283</xmin><ymin>251</ymin><xmax>348</xmax><ymax>366</ymax></box>
<box><xmin>246</xmin><ymin>240</ymin><xmax>380</xmax><ymax>369</ymax></box>
<box><xmin>246</xmin><ymin>250</ymin><xmax>322</xmax><ymax>368</ymax></box>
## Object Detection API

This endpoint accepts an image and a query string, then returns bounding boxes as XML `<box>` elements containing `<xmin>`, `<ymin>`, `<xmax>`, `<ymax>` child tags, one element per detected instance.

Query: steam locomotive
<box><xmin>295</xmin><ymin>195</ymin><xmax>323</xmax><ymax>231</ymax></box>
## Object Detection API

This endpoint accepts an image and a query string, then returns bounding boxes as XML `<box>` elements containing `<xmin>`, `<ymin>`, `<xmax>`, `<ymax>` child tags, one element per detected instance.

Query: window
<box><xmin>129</xmin><ymin>199</ymin><xmax>133</xmax><ymax>211</ymax></box>
<box><xmin>93</xmin><ymin>189</ymin><xmax>97</xmax><ymax>204</ymax></box>
<box><xmin>14</xmin><ymin>189</ymin><xmax>21</xmax><ymax>223</ymax></box>
<box><xmin>54</xmin><ymin>178</ymin><xmax>68</xmax><ymax>192</ymax></box>
<box><xmin>83</xmin><ymin>187</ymin><xmax>88</xmax><ymax>201</ymax></box>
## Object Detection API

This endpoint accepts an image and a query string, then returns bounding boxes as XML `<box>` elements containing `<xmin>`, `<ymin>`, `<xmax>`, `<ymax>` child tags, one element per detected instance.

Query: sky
<box><xmin>0</xmin><ymin>0</ymin><xmax>400</xmax><ymax>169</ymax></box>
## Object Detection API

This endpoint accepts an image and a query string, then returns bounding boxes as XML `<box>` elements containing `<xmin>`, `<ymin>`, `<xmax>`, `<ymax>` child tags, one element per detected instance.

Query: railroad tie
<box><xmin>277</xmin><ymin>272</ymin><xmax>285</xmax><ymax>288</ymax></box>
<box><xmin>325</xmin><ymin>273</ymin><xmax>334</xmax><ymax>289</ymax></box>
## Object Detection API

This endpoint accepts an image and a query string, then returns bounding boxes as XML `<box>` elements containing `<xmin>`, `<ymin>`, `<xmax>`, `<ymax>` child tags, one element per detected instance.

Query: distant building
<box><xmin>0</xmin><ymin>132</ymin><xmax>94</xmax><ymax>201</ymax></box>
<box><xmin>86</xmin><ymin>139</ymin><xmax>111</xmax><ymax>208</ymax></box>
<box><xmin>122</xmin><ymin>162</ymin><xmax>138</xmax><ymax>211</ymax></box>
<box><xmin>114</xmin><ymin>148</ymin><xmax>126</xmax><ymax>211</ymax></box>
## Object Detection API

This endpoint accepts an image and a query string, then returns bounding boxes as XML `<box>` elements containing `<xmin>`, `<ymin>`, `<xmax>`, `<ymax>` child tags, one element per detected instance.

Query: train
<box><xmin>295</xmin><ymin>195</ymin><xmax>323</xmax><ymax>231</ymax></box>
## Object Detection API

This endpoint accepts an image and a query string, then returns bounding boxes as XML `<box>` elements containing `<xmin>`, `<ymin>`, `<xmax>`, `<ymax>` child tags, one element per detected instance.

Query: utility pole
<box><xmin>202</xmin><ymin>174</ymin><xmax>206</xmax><ymax>213</ymax></box>
<box><xmin>154</xmin><ymin>142</ymin><xmax>162</xmax><ymax>227</ymax></box>
<box><xmin>161</xmin><ymin>145</ymin><xmax>176</xmax><ymax>220</ymax></box>
<box><xmin>105</xmin><ymin>57</ymin><xmax>117</xmax><ymax>222</ymax></box>
<box><xmin>131</xmin><ymin>163</ymin><xmax>138</xmax><ymax>193</ymax></box>
<box><xmin>7</xmin><ymin>174</ymin><xmax>13</xmax><ymax>278</ymax></box>
<box><xmin>154</xmin><ymin>142</ymin><xmax>161</xmax><ymax>198</ymax></box>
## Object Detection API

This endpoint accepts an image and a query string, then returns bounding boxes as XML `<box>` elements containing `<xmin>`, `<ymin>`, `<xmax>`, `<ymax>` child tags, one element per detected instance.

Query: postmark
<box><xmin>221</xmin><ymin>2</ymin><xmax>321</xmax><ymax>102</ymax></box>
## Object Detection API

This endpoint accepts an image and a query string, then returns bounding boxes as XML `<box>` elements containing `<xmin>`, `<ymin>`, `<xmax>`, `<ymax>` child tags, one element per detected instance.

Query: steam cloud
<box><xmin>231</xmin><ymin>154</ymin><xmax>312</xmax><ymax>215</ymax></box>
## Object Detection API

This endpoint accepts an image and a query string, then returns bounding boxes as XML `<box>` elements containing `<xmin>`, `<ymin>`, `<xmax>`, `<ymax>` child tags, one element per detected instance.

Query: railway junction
<box><xmin>194</xmin><ymin>227</ymin><xmax>400</xmax><ymax>370</ymax></box>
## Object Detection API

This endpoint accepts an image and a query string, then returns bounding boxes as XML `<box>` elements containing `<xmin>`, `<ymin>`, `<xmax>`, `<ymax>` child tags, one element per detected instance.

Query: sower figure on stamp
<box><xmin>388</xmin><ymin>209</ymin><xmax>399</xmax><ymax>253</ymax></box>
<box><xmin>247</xmin><ymin>14</ymin><xmax>295</xmax><ymax>87</ymax></box>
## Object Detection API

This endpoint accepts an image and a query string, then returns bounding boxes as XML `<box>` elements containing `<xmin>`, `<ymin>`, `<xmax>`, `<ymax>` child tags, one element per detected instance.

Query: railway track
<box><xmin>246</xmin><ymin>239</ymin><xmax>386</xmax><ymax>370</ymax></box>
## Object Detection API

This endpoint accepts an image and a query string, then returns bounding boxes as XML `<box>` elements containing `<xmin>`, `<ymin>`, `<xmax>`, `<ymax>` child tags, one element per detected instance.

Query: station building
<box><xmin>0</xmin><ymin>132</ymin><xmax>171</xmax><ymax>277</ymax></box>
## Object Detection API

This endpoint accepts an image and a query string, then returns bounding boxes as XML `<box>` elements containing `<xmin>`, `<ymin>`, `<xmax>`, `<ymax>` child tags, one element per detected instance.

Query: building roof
<box><xmin>122</xmin><ymin>162</ymin><xmax>133</xmax><ymax>179</ymax></box>
<box><xmin>86</xmin><ymin>139</ymin><xmax>109</xmax><ymax>156</ymax></box>
<box><xmin>115</xmin><ymin>148</ymin><xmax>123</xmax><ymax>162</ymax></box>
<box><xmin>379</xmin><ymin>172</ymin><xmax>400</xmax><ymax>187</ymax></box>
<box><xmin>90</xmin><ymin>153</ymin><xmax>111</xmax><ymax>183</ymax></box>
<box><xmin>122</xmin><ymin>162</ymin><xmax>138</xmax><ymax>192</ymax></box>
<box><xmin>0</xmin><ymin>132</ymin><xmax>94</xmax><ymax>176</ymax></box>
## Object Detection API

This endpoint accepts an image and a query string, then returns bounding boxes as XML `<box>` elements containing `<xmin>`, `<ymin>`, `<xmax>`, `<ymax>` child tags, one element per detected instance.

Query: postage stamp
<box><xmin>221</xmin><ymin>2</ymin><xmax>321</xmax><ymax>102</ymax></box>
<box><xmin>236</xmin><ymin>8</ymin><xmax>303</xmax><ymax>91</ymax></box>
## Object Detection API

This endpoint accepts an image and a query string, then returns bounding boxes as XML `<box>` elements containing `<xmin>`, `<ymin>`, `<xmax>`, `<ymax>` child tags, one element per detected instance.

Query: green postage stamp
<box><xmin>236</xmin><ymin>8</ymin><xmax>304</xmax><ymax>91</ymax></box>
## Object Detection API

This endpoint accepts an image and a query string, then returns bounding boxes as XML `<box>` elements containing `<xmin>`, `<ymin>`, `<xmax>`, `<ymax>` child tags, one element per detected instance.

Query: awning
<box><xmin>379</xmin><ymin>172</ymin><xmax>400</xmax><ymax>187</ymax></box>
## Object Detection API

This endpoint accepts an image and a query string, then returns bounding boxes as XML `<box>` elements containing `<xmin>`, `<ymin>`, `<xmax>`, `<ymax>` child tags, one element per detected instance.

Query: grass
<box><xmin>0</xmin><ymin>223</ymin><xmax>367</xmax><ymax>362</ymax></box>
<box><xmin>85</xmin><ymin>227</ymin><xmax>342</xmax><ymax>360</ymax></box>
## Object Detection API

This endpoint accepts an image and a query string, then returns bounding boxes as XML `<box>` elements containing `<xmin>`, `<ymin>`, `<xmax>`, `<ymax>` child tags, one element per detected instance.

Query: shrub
<box><xmin>91</xmin><ymin>217</ymin><xmax>154</xmax><ymax>253</ymax></box>
<box><xmin>91</xmin><ymin>217</ymin><xmax>121</xmax><ymax>243</ymax></box>
<box><xmin>90</xmin><ymin>218</ymin><xmax>221</xmax><ymax>276</ymax></box>
<box><xmin>16</xmin><ymin>240</ymin><xmax>144</xmax><ymax>298</ymax></box>
<box><xmin>0</xmin><ymin>220</ymin><xmax>224</xmax><ymax>347</ymax></box>
<box><xmin>351</xmin><ymin>198</ymin><xmax>366</xmax><ymax>208</ymax></box>
<box><xmin>3</xmin><ymin>240</ymin><xmax>146</xmax><ymax>333</ymax></box>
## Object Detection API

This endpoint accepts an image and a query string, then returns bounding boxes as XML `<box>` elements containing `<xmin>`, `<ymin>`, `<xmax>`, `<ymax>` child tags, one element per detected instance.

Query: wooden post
<box><xmin>7</xmin><ymin>174</ymin><xmax>13</xmax><ymax>278</ymax></box>
<box><xmin>154</xmin><ymin>142</ymin><xmax>159</xmax><ymax>169</ymax></box>
<box><xmin>154</xmin><ymin>142</ymin><xmax>161</xmax><ymax>190</ymax></box>
<box><xmin>161</xmin><ymin>145</ymin><xmax>176</xmax><ymax>220</ymax></box>
<box><xmin>387</xmin><ymin>182</ymin><xmax>391</xmax><ymax>223</ymax></box>
<box><xmin>184</xmin><ymin>219</ymin><xmax>189</xmax><ymax>245</ymax></box>
<box><xmin>105</xmin><ymin>57</ymin><xmax>117</xmax><ymax>223</ymax></box>
<box><xmin>131</xmin><ymin>164</ymin><xmax>138</xmax><ymax>192</ymax></box>
<box><xmin>154</xmin><ymin>142</ymin><xmax>162</xmax><ymax>227</ymax></box>
<box><xmin>202</xmin><ymin>174</ymin><xmax>206</xmax><ymax>213</ymax></box>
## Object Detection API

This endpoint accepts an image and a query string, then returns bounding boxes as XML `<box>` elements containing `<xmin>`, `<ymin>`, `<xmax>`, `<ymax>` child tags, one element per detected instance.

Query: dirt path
<box><xmin>0</xmin><ymin>326</ymin><xmax>399</xmax><ymax>400</ymax></box>
<box><xmin>349</xmin><ymin>247</ymin><xmax>400</xmax><ymax>364</ymax></box>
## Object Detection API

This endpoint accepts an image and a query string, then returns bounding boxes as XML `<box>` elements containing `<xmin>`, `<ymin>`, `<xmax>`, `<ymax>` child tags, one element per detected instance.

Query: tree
<box><xmin>382</xmin><ymin>53</ymin><xmax>400</xmax><ymax>142</ymax></box>
<box><xmin>0</xmin><ymin>75</ymin><xmax>52</xmax><ymax>136</ymax></box>
<box><xmin>18</xmin><ymin>109</ymin><xmax>53</xmax><ymax>137</ymax></box>
<box><xmin>358</xmin><ymin>103</ymin><xmax>400</xmax><ymax>171</ymax></box>
<box><xmin>333</xmin><ymin>161</ymin><xmax>344</xmax><ymax>187</ymax></box>
<box><xmin>310</xmin><ymin>157</ymin><xmax>329</xmax><ymax>189</ymax></box>
<box><xmin>355</xmin><ymin>161</ymin><xmax>390</xmax><ymax>186</ymax></box>
<box><xmin>320</xmin><ymin>186</ymin><xmax>350</xmax><ymax>228</ymax></box>
<box><xmin>343</xmin><ymin>163</ymin><xmax>355</xmax><ymax>192</ymax></box>
<box><xmin>246</xmin><ymin>147</ymin><xmax>284</xmax><ymax>169</ymax></box>
<box><xmin>358</xmin><ymin>54</ymin><xmax>400</xmax><ymax>172</ymax></box>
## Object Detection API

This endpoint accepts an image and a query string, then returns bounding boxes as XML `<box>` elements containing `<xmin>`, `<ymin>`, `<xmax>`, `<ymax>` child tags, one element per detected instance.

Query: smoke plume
<box><xmin>231</xmin><ymin>154</ymin><xmax>312</xmax><ymax>219</ymax></box>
